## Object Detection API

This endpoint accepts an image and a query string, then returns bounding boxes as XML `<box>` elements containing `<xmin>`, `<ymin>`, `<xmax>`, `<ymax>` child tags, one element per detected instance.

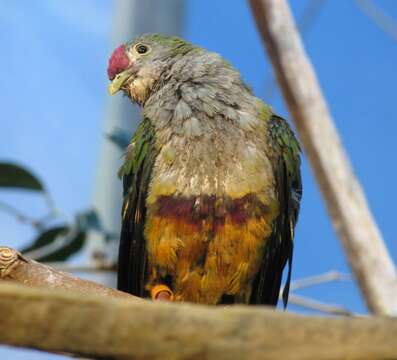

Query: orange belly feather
<box><xmin>144</xmin><ymin>194</ymin><xmax>278</xmax><ymax>304</ymax></box>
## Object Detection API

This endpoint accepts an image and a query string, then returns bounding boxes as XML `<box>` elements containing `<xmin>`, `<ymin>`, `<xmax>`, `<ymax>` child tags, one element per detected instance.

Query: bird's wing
<box><xmin>250</xmin><ymin>114</ymin><xmax>302</xmax><ymax>306</ymax></box>
<box><xmin>117</xmin><ymin>118</ymin><xmax>157</xmax><ymax>297</ymax></box>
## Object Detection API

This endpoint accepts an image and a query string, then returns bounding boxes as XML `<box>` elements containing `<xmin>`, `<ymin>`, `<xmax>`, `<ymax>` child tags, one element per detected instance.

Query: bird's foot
<box><xmin>151</xmin><ymin>284</ymin><xmax>174</xmax><ymax>301</ymax></box>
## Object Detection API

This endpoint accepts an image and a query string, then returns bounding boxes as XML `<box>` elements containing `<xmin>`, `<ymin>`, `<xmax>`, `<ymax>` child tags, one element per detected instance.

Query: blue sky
<box><xmin>1</xmin><ymin>1</ymin><xmax>397</xmax><ymax>358</ymax></box>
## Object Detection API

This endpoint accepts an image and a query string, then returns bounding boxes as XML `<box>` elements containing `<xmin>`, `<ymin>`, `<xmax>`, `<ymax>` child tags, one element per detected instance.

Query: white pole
<box><xmin>87</xmin><ymin>0</ymin><xmax>185</xmax><ymax>284</ymax></box>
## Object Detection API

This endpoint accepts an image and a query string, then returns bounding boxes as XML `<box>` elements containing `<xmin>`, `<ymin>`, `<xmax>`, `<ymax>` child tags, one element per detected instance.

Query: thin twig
<box><xmin>23</xmin><ymin>226</ymin><xmax>78</xmax><ymax>260</ymax></box>
<box><xmin>0</xmin><ymin>199</ymin><xmax>62</xmax><ymax>231</ymax></box>
<box><xmin>289</xmin><ymin>271</ymin><xmax>352</xmax><ymax>291</ymax></box>
<box><xmin>288</xmin><ymin>294</ymin><xmax>354</xmax><ymax>316</ymax></box>
<box><xmin>45</xmin><ymin>262</ymin><xmax>117</xmax><ymax>273</ymax></box>
<box><xmin>0</xmin><ymin>200</ymin><xmax>34</xmax><ymax>223</ymax></box>
<box><xmin>279</xmin><ymin>271</ymin><xmax>353</xmax><ymax>315</ymax></box>
<box><xmin>43</xmin><ymin>188</ymin><xmax>57</xmax><ymax>214</ymax></box>
<box><xmin>0</xmin><ymin>200</ymin><xmax>56</xmax><ymax>230</ymax></box>
<box><xmin>354</xmin><ymin>0</ymin><xmax>397</xmax><ymax>42</ymax></box>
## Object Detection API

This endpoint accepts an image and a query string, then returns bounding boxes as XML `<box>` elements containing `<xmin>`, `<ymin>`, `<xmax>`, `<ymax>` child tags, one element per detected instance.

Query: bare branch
<box><xmin>279</xmin><ymin>271</ymin><xmax>354</xmax><ymax>315</ymax></box>
<box><xmin>0</xmin><ymin>246</ymin><xmax>139</xmax><ymax>301</ymax></box>
<box><xmin>0</xmin><ymin>200</ymin><xmax>53</xmax><ymax>230</ymax></box>
<box><xmin>0</xmin><ymin>189</ymin><xmax>64</xmax><ymax>231</ymax></box>
<box><xmin>263</xmin><ymin>0</ymin><xmax>327</xmax><ymax>100</ymax></box>
<box><xmin>23</xmin><ymin>226</ymin><xmax>79</xmax><ymax>260</ymax></box>
<box><xmin>288</xmin><ymin>294</ymin><xmax>354</xmax><ymax>316</ymax></box>
<box><xmin>249</xmin><ymin>0</ymin><xmax>397</xmax><ymax>315</ymax></box>
<box><xmin>42</xmin><ymin>188</ymin><xmax>57</xmax><ymax>215</ymax></box>
<box><xmin>1</xmin><ymin>246</ymin><xmax>396</xmax><ymax>358</ymax></box>
<box><xmin>0</xmin><ymin>282</ymin><xmax>396</xmax><ymax>359</ymax></box>
<box><xmin>45</xmin><ymin>261</ymin><xmax>116</xmax><ymax>273</ymax></box>
<box><xmin>354</xmin><ymin>0</ymin><xmax>397</xmax><ymax>42</ymax></box>
<box><xmin>289</xmin><ymin>271</ymin><xmax>352</xmax><ymax>291</ymax></box>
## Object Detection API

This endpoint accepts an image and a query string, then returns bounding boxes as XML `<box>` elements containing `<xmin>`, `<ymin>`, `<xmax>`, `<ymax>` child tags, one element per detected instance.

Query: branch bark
<box><xmin>0</xmin><ymin>246</ymin><xmax>355</xmax><ymax>316</ymax></box>
<box><xmin>1</xmin><ymin>246</ymin><xmax>397</xmax><ymax>358</ymax></box>
<box><xmin>0</xmin><ymin>282</ymin><xmax>396</xmax><ymax>359</ymax></box>
<box><xmin>249</xmin><ymin>0</ymin><xmax>397</xmax><ymax>315</ymax></box>
<box><xmin>0</xmin><ymin>246</ymin><xmax>140</xmax><ymax>301</ymax></box>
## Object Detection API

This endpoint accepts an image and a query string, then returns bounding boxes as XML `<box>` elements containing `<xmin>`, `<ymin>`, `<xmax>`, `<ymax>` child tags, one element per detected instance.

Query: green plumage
<box><xmin>118</xmin><ymin>118</ymin><xmax>157</xmax><ymax>296</ymax></box>
<box><xmin>119</xmin><ymin>118</ymin><xmax>156</xmax><ymax>178</ymax></box>
<box><xmin>250</xmin><ymin>114</ymin><xmax>301</xmax><ymax>305</ymax></box>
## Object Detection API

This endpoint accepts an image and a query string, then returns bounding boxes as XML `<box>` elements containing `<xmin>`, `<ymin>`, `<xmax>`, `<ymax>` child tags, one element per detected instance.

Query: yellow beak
<box><xmin>108</xmin><ymin>69</ymin><xmax>134</xmax><ymax>95</ymax></box>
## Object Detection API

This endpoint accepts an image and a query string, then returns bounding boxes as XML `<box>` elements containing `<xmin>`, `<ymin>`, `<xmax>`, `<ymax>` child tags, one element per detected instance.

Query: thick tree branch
<box><xmin>0</xmin><ymin>246</ymin><xmax>140</xmax><ymax>301</ymax></box>
<box><xmin>1</xmin><ymin>246</ymin><xmax>354</xmax><ymax>316</ymax></box>
<box><xmin>249</xmin><ymin>0</ymin><xmax>397</xmax><ymax>315</ymax></box>
<box><xmin>1</xmin><ymin>247</ymin><xmax>396</xmax><ymax>358</ymax></box>
<box><xmin>0</xmin><ymin>282</ymin><xmax>396</xmax><ymax>359</ymax></box>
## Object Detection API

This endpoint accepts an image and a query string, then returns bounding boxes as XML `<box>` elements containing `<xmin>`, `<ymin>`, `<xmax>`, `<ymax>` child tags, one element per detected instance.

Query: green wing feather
<box><xmin>250</xmin><ymin>114</ymin><xmax>302</xmax><ymax>306</ymax></box>
<box><xmin>118</xmin><ymin>118</ymin><xmax>157</xmax><ymax>296</ymax></box>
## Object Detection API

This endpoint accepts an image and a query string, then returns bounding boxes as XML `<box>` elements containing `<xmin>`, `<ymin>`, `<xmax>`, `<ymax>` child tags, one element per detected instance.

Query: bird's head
<box><xmin>107</xmin><ymin>33</ymin><xmax>197</xmax><ymax>104</ymax></box>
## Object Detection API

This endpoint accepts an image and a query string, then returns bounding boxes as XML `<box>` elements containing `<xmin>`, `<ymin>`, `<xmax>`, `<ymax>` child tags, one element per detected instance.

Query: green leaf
<box><xmin>106</xmin><ymin>128</ymin><xmax>132</xmax><ymax>150</ymax></box>
<box><xmin>0</xmin><ymin>162</ymin><xmax>44</xmax><ymax>191</ymax></box>
<box><xmin>21</xmin><ymin>226</ymin><xmax>68</xmax><ymax>254</ymax></box>
<box><xmin>21</xmin><ymin>226</ymin><xmax>86</xmax><ymax>262</ymax></box>
<box><xmin>47</xmin><ymin>231</ymin><xmax>86</xmax><ymax>262</ymax></box>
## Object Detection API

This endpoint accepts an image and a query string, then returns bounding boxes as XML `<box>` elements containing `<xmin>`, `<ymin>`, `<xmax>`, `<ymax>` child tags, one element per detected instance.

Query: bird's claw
<box><xmin>151</xmin><ymin>284</ymin><xmax>174</xmax><ymax>301</ymax></box>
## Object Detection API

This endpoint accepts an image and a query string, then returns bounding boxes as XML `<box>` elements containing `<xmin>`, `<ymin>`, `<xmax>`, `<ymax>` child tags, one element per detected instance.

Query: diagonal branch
<box><xmin>354</xmin><ymin>0</ymin><xmax>397</xmax><ymax>42</ymax></box>
<box><xmin>0</xmin><ymin>200</ymin><xmax>55</xmax><ymax>230</ymax></box>
<box><xmin>289</xmin><ymin>270</ymin><xmax>351</xmax><ymax>291</ymax></box>
<box><xmin>282</xmin><ymin>271</ymin><xmax>355</xmax><ymax>315</ymax></box>
<box><xmin>263</xmin><ymin>0</ymin><xmax>327</xmax><ymax>100</ymax></box>
<box><xmin>288</xmin><ymin>294</ymin><xmax>354</xmax><ymax>316</ymax></box>
<box><xmin>0</xmin><ymin>246</ymin><xmax>139</xmax><ymax>301</ymax></box>
<box><xmin>23</xmin><ymin>226</ymin><xmax>81</xmax><ymax>261</ymax></box>
<box><xmin>249</xmin><ymin>0</ymin><xmax>397</xmax><ymax>316</ymax></box>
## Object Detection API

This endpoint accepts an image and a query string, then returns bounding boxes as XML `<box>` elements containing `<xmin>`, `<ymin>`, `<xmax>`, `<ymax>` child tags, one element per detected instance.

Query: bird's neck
<box><xmin>143</xmin><ymin>53</ymin><xmax>255</xmax><ymax>132</ymax></box>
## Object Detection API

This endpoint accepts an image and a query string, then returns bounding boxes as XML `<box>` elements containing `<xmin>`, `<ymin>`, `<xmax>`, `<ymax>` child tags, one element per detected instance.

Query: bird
<box><xmin>107</xmin><ymin>34</ymin><xmax>302</xmax><ymax>306</ymax></box>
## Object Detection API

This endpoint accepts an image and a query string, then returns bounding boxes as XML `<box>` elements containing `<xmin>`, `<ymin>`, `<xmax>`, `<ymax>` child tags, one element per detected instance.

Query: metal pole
<box><xmin>87</xmin><ymin>0</ymin><xmax>185</xmax><ymax>284</ymax></box>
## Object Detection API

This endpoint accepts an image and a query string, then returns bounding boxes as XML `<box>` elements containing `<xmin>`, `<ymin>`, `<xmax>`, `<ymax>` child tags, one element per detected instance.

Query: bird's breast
<box><xmin>144</xmin><ymin>121</ymin><xmax>278</xmax><ymax>303</ymax></box>
<box><xmin>147</xmin><ymin>121</ymin><xmax>275</xmax><ymax>203</ymax></box>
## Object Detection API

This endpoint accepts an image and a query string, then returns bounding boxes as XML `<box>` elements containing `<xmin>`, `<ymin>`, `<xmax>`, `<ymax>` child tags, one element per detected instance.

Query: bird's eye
<box><xmin>135</xmin><ymin>43</ymin><xmax>149</xmax><ymax>54</ymax></box>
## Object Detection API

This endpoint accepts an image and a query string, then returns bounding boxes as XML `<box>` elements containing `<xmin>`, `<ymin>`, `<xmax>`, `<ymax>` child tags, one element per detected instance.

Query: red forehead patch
<box><xmin>107</xmin><ymin>45</ymin><xmax>130</xmax><ymax>80</ymax></box>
